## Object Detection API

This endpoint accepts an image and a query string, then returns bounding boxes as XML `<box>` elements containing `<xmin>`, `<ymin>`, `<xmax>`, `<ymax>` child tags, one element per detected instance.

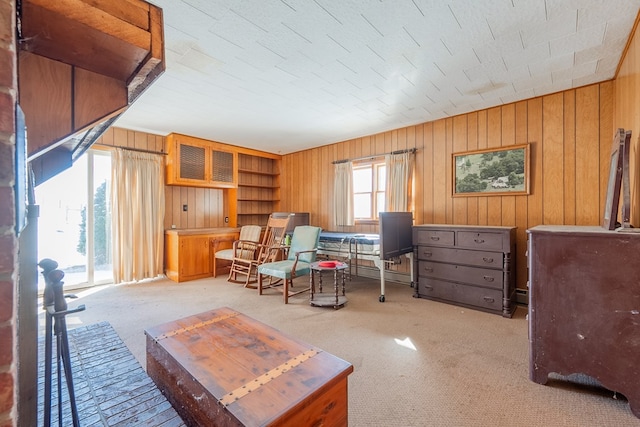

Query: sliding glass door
<box><xmin>36</xmin><ymin>149</ymin><xmax>112</xmax><ymax>290</ymax></box>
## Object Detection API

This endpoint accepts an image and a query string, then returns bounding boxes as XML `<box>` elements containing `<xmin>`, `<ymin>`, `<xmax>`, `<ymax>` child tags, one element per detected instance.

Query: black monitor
<box><xmin>271</xmin><ymin>212</ymin><xmax>310</xmax><ymax>234</ymax></box>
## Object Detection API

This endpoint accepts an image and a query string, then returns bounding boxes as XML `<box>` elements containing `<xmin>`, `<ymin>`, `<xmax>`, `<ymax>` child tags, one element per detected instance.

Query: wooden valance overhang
<box><xmin>17</xmin><ymin>0</ymin><xmax>165</xmax><ymax>184</ymax></box>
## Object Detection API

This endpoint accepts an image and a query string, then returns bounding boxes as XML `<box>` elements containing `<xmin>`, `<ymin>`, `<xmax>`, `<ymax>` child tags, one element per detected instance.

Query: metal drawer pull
<box><xmin>483</xmin><ymin>296</ymin><xmax>495</xmax><ymax>303</ymax></box>
<box><xmin>423</xmin><ymin>267</ymin><xmax>434</xmax><ymax>273</ymax></box>
<box><xmin>474</xmin><ymin>238</ymin><xmax>485</xmax><ymax>244</ymax></box>
<box><xmin>482</xmin><ymin>257</ymin><xmax>494</xmax><ymax>263</ymax></box>
<box><xmin>424</xmin><ymin>285</ymin><xmax>433</xmax><ymax>290</ymax></box>
<box><xmin>483</xmin><ymin>276</ymin><xmax>495</xmax><ymax>282</ymax></box>
<box><xmin>430</xmin><ymin>236</ymin><xmax>440</xmax><ymax>241</ymax></box>
<box><xmin>423</xmin><ymin>251</ymin><xmax>432</xmax><ymax>257</ymax></box>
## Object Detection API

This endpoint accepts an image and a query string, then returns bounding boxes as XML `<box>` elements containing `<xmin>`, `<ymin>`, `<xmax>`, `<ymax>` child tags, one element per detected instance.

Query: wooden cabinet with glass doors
<box><xmin>165</xmin><ymin>133</ymin><xmax>237</xmax><ymax>188</ymax></box>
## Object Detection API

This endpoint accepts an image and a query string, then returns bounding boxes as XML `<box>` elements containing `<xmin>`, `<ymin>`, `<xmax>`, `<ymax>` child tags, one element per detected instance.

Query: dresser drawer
<box><xmin>413</xmin><ymin>229</ymin><xmax>454</xmax><ymax>246</ymax></box>
<box><xmin>457</xmin><ymin>231</ymin><xmax>505</xmax><ymax>251</ymax></box>
<box><xmin>418</xmin><ymin>278</ymin><xmax>503</xmax><ymax>312</ymax></box>
<box><xmin>418</xmin><ymin>261</ymin><xmax>503</xmax><ymax>289</ymax></box>
<box><xmin>416</xmin><ymin>246</ymin><xmax>503</xmax><ymax>269</ymax></box>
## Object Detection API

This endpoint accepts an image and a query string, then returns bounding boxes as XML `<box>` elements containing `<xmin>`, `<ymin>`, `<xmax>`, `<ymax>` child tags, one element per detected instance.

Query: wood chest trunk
<box><xmin>145</xmin><ymin>307</ymin><xmax>354</xmax><ymax>426</ymax></box>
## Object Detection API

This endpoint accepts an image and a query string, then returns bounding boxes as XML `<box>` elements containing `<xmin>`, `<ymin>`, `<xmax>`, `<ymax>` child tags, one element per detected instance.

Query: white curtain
<box><xmin>111</xmin><ymin>149</ymin><xmax>165</xmax><ymax>283</ymax></box>
<box><xmin>385</xmin><ymin>151</ymin><xmax>414</xmax><ymax>212</ymax></box>
<box><xmin>334</xmin><ymin>161</ymin><xmax>355</xmax><ymax>226</ymax></box>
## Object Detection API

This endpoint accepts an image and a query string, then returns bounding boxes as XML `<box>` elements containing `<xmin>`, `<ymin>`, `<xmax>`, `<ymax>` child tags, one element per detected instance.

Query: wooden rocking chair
<box><xmin>228</xmin><ymin>215</ymin><xmax>290</xmax><ymax>288</ymax></box>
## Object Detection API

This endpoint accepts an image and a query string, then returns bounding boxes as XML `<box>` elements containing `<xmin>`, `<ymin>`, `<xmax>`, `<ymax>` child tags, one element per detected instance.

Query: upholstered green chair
<box><xmin>258</xmin><ymin>225</ymin><xmax>321</xmax><ymax>303</ymax></box>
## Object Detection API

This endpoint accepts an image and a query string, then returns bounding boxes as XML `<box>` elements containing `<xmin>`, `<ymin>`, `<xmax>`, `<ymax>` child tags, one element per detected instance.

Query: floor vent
<box><xmin>516</xmin><ymin>288</ymin><xmax>528</xmax><ymax>305</ymax></box>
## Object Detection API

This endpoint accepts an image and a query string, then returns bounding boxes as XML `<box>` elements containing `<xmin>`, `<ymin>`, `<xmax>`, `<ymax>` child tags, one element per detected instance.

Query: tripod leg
<box><xmin>58</xmin><ymin>320</ymin><xmax>80</xmax><ymax>427</ymax></box>
<box><xmin>39</xmin><ymin>259</ymin><xmax>60</xmax><ymax>427</ymax></box>
<box><xmin>44</xmin><ymin>312</ymin><xmax>53</xmax><ymax>427</ymax></box>
<box><xmin>56</xmin><ymin>331</ymin><xmax>62</xmax><ymax>427</ymax></box>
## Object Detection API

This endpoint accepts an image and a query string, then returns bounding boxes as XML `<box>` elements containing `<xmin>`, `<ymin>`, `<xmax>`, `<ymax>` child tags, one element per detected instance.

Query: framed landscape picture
<box><xmin>453</xmin><ymin>144</ymin><xmax>530</xmax><ymax>197</ymax></box>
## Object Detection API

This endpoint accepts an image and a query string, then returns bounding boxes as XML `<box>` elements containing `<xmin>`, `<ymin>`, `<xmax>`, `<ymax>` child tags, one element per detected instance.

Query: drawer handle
<box><xmin>430</xmin><ymin>236</ymin><xmax>440</xmax><ymax>241</ymax></box>
<box><xmin>474</xmin><ymin>238</ymin><xmax>485</xmax><ymax>244</ymax></box>
<box><xmin>483</xmin><ymin>275</ymin><xmax>495</xmax><ymax>282</ymax></box>
<box><xmin>423</xmin><ymin>251</ymin><xmax>433</xmax><ymax>257</ymax></box>
<box><xmin>423</xmin><ymin>267</ymin><xmax>434</xmax><ymax>273</ymax></box>
<box><xmin>482</xmin><ymin>257</ymin><xmax>494</xmax><ymax>263</ymax></box>
<box><xmin>424</xmin><ymin>285</ymin><xmax>433</xmax><ymax>290</ymax></box>
<box><xmin>483</xmin><ymin>296</ymin><xmax>495</xmax><ymax>303</ymax></box>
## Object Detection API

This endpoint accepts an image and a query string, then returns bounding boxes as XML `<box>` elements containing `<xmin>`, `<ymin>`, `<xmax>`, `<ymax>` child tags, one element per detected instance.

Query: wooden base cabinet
<box><xmin>413</xmin><ymin>224</ymin><xmax>516</xmax><ymax>317</ymax></box>
<box><xmin>165</xmin><ymin>228</ymin><xmax>239</xmax><ymax>282</ymax></box>
<box><xmin>527</xmin><ymin>225</ymin><xmax>640</xmax><ymax>419</ymax></box>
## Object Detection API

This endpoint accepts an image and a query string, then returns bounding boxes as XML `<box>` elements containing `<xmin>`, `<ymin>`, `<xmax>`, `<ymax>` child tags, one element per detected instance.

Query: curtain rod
<box><xmin>115</xmin><ymin>146</ymin><xmax>167</xmax><ymax>155</ymax></box>
<box><xmin>332</xmin><ymin>147</ymin><xmax>418</xmax><ymax>164</ymax></box>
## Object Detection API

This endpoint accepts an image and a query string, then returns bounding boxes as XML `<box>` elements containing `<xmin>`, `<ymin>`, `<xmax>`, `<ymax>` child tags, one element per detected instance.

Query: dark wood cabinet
<box><xmin>413</xmin><ymin>224</ymin><xmax>516</xmax><ymax>317</ymax></box>
<box><xmin>527</xmin><ymin>225</ymin><xmax>639</xmax><ymax>418</ymax></box>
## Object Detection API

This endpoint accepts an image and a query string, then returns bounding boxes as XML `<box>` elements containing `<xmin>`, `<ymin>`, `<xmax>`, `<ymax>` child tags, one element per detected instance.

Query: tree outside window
<box><xmin>77</xmin><ymin>180</ymin><xmax>110</xmax><ymax>266</ymax></box>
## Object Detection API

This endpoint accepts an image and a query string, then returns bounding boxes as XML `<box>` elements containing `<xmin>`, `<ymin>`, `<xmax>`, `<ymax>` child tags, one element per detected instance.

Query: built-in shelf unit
<box><xmin>236</xmin><ymin>153</ymin><xmax>281</xmax><ymax>226</ymax></box>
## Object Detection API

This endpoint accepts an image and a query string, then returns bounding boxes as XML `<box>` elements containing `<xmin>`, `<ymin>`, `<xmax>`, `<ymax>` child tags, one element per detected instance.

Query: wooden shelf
<box><xmin>234</xmin><ymin>153</ymin><xmax>281</xmax><ymax>227</ymax></box>
<box><xmin>238</xmin><ymin>168</ymin><xmax>279</xmax><ymax>176</ymax></box>
<box><xmin>237</xmin><ymin>183</ymin><xmax>279</xmax><ymax>189</ymax></box>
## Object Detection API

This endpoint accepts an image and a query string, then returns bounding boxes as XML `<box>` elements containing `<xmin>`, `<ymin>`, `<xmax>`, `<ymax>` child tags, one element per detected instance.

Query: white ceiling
<box><xmin>115</xmin><ymin>0</ymin><xmax>640</xmax><ymax>155</ymax></box>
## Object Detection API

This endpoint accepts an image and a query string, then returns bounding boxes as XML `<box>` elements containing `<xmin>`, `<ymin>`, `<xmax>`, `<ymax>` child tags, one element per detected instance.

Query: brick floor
<box><xmin>38</xmin><ymin>321</ymin><xmax>185</xmax><ymax>426</ymax></box>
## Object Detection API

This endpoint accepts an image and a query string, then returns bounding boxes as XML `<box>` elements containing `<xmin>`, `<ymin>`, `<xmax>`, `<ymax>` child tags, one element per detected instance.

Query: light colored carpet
<box><xmin>43</xmin><ymin>275</ymin><xmax>637</xmax><ymax>426</ymax></box>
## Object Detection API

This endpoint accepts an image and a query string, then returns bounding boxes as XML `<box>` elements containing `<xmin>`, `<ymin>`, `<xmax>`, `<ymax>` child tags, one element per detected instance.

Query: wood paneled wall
<box><xmin>614</xmin><ymin>15</ymin><xmax>640</xmax><ymax>227</ymax></box>
<box><xmin>96</xmin><ymin>127</ymin><xmax>226</xmax><ymax>230</ymax></box>
<box><xmin>280</xmin><ymin>82</ymin><xmax>615</xmax><ymax>290</ymax></box>
<box><xmin>98</xmin><ymin>78</ymin><xmax>619</xmax><ymax>291</ymax></box>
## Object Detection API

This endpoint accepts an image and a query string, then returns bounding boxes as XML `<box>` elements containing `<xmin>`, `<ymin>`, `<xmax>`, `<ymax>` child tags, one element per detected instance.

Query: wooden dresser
<box><xmin>413</xmin><ymin>224</ymin><xmax>517</xmax><ymax>317</ymax></box>
<box><xmin>527</xmin><ymin>225</ymin><xmax>639</xmax><ymax>418</ymax></box>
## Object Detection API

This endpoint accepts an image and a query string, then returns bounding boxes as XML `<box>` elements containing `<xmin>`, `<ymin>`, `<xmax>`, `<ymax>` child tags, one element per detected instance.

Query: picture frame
<box><xmin>602</xmin><ymin>128</ymin><xmax>626</xmax><ymax>230</ymax></box>
<box><xmin>620</xmin><ymin>130</ymin><xmax>632</xmax><ymax>228</ymax></box>
<box><xmin>452</xmin><ymin>144</ymin><xmax>530</xmax><ymax>197</ymax></box>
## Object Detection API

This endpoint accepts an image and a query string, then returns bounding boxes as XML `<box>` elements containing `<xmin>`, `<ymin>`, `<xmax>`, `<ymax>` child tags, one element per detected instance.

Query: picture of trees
<box><xmin>453</xmin><ymin>144</ymin><xmax>529</xmax><ymax>196</ymax></box>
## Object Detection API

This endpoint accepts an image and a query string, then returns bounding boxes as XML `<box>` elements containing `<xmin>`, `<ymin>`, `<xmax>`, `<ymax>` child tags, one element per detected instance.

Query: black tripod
<box><xmin>39</xmin><ymin>259</ymin><xmax>85</xmax><ymax>427</ymax></box>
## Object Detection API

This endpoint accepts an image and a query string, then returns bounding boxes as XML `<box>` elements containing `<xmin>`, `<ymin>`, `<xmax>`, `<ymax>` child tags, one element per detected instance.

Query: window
<box><xmin>36</xmin><ymin>149</ymin><xmax>113</xmax><ymax>290</ymax></box>
<box><xmin>353</xmin><ymin>160</ymin><xmax>386</xmax><ymax>220</ymax></box>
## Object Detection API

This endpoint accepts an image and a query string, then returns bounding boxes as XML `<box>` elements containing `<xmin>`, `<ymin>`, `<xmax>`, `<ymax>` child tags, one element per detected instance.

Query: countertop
<box><xmin>165</xmin><ymin>227</ymin><xmax>241</xmax><ymax>236</ymax></box>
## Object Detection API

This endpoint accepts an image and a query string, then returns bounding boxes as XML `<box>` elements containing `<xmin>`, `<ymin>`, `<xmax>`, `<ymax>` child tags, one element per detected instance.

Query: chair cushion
<box><xmin>214</xmin><ymin>249</ymin><xmax>234</xmax><ymax>261</ymax></box>
<box><xmin>239</xmin><ymin>225</ymin><xmax>262</xmax><ymax>242</ymax></box>
<box><xmin>288</xmin><ymin>226</ymin><xmax>321</xmax><ymax>262</ymax></box>
<box><xmin>258</xmin><ymin>260</ymin><xmax>311</xmax><ymax>279</ymax></box>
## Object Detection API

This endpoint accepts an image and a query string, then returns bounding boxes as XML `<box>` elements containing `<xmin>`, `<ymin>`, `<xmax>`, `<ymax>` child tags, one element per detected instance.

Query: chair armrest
<box><xmin>293</xmin><ymin>249</ymin><xmax>317</xmax><ymax>257</ymax></box>
<box><xmin>232</xmin><ymin>240</ymin><xmax>261</xmax><ymax>259</ymax></box>
<box><xmin>290</xmin><ymin>249</ymin><xmax>318</xmax><ymax>274</ymax></box>
<box><xmin>211</xmin><ymin>235</ymin><xmax>239</xmax><ymax>252</ymax></box>
<box><xmin>233</xmin><ymin>239</ymin><xmax>260</xmax><ymax>250</ymax></box>
<box><xmin>258</xmin><ymin>244</ymin><xmax>289</xmax><ymax>264</ymax></box>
